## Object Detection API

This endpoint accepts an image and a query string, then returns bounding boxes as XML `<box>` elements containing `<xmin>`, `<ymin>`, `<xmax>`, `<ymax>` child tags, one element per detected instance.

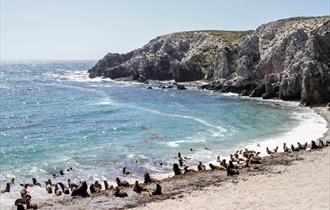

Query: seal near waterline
<box><xmin>266</xmin><ymin>147</ymin><xmax>275</xmax><ymax>155</ymax></box>
<box><xmin>10</xmin><ymin>178</ymin><xmax>15</xmax><ymax>185</ymax></box>
<box><xmin>104</xmin><ymin>180</ymin><xmax>109</xmax><ymax>190</ymax></box>
<box><xmin>220</xmin><ymin>159</ymin><xmax>227</xmax><ymax>168</ymax></box>
<box><xmin>273</xmin><ymin>146</ymin><xmax>279</xmax><ymax>153</ymax></box>
<box><xmin>183</xmin><ymin>166</ymin><xmax>196</xmax><ymax>174</ymax></box>
<box><xmin>297</xmin><ymin>142</ymin><xmax>307</xmax><ymax>150</ymax></box>
<box><xmin>291</xmin><ymin>144</ymin><xmax>299</xmax><ymax>152</ymax></box>
<box><xmin>60</xmin><ymin>170</ymin><xmax>64</xmax><ymax>176</ymax></box>
<box><xmin>0</xmin><ymin>183</ymin><xmax>10</xmax><ymax>193</ymax></box>
<box><xmin>54</xmin><ymin>184</ymin><xmax>62</xmax><ymax>196</ymax></box>
<box><xmin>68</xmin><ymin>179</ymin><xmax>79</xmax><ymax>190</ymax></box>
<box><xmin>114</xmin><ymin>186</ymin><xmax>128</xmax><ymax>197</ymax></box>
<box><xmin>173</xmin><ymin>163</ymin><xmax>182</xmax><ymax>175</ymax></box>
<box><xmin>283</xmin><ymin>143</ymin><xmax>290</xmax><ymax>153</ymax></box>
<box><xmin>151</xmin><ymin>184</ymin><xmax>162</xmax><ymax>196</ymax></box>
<box><xmin>46</xmin><ymin>184</ymin><xmax>53</xmax><ymax>194</ymax></box>
<box><xmin>94</xmin><ymin>181</ymin><xmax>102</xmax><ymax>193</ymax></box>
<box><xmin>217</xmin><ymin>156</ymin><xmax>221</xmax><ymax>162</ymax></box>
<box><xmin>319</xmin><ymin>140</ymin><xmax>324</xmax><ymax>148</ymax></box>
<box><xmin>144</xmin><ymin>171</ymin><xmax>158</xmax><ymax>184</ymax></box>
<box><xmin>57</xmin><ymin>182</ymin><xmax>69</xmax><ymax>194</ymax></box>
<box><xmin>116</xmin><ymin>177</ymin><xmax>130</xmax><ymax>187</ymax></box>
<box><xmin>197</xmin><ymin>161</ymin><xmax>206</xmax><ymax>171</ymax></box>
<box><xmin>17</xmin><ymin>203</ymin><xmax>25</xmax><ymax>210</ymax></box>
<box><xmin>133</xmin><ymin>180</ymin><xmax>143</xmax><ymax>193</ymax></box>
<box><xmin>71</xmin><ymin>181</ymin><xmax>89</xmax><ymax>197</ymax></box>
<box><xmin>209</xmin><ymin>163</ymin><xmax>220</xmax><ymax>170</ymax></box>
<box><xmin>32</xmin><ymin>178</ymin><xmax>41</xmax><ymax>187</ymax></box>
<box><xmin>311</xmin><ymin>140</ymin><xmax>319</xmax><ymax>149</ymax></box>
<box><xmin>44</xmin><ymin>179</ymin><xmax>53</xmax><ymax>186</ymax></box>
<box><xmin>89</xmin><ymin>184</ymin><xmax>96</xmax><ymax>193</ymax></box>
<box><xmin>123</xmin><ymin>167</ymin><xmax>131</xmax><ymax>175</ymax></box>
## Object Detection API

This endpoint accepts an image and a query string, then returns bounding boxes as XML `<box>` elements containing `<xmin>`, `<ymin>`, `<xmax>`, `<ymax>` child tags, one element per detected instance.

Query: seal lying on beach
<box><xmin>114</xmin><ymin>187</ymin><xmax>128</xmax><ymax>197</ymax></box>
<box><xmin>151</xmin><ymin>184</ymin><xmax>162</xmax><ymax>196</ymax></box>
<box><xmin>227</xmin><ymin>168</ymin><xmax>239</xmax><ymax>176</ymax></box>
<box><xmin>291</xmin><ymin>144</ymin><xmax>299</xmax><ymax>152</ymax></box>
<box><xmin>173</xmin><ymin>163</ymin><xmax>182</xmax><ymax>175</ymax></box>
<box><xmin>220</xmin><ymin>159</ymin><xmax>227</xmax><ymax>168</ymax></box>
<box><xmin>0</xmin><ymin>183</ymin><xmax>10</xmax><ymax>193</ymax></box>
<box><xmin>116</xmin><ymin>177</ymin><xmax>130</xmax><ymax>187</ymax></box>
<box><xmin>209</xmin><ymin>163</ymin><xmax>221</xmax><ymax>170</ymax></box>
<box><xmin>25</xmin><ymin>194</ymin><xmax>38</xmax><ymax>210</ymax></box>
<box><xmin>46</xmin><ymin>184</ymin><xmax>53</xmax><ymax>194</ymax></box>
<box><xmin>297</xmin><ymin>142</ymin><xmax>307</xmax><ymax>150</ymax></box>
<box><xmin>183</xmin><ymin>166</ymin><xmax>196</xmax><ymax>174</ymax></box>
<box><xmin>133</xmin><ymin>180</ymin><xmax>149</xmax><ymax>193</ymax></box>
<box><xmin>54</xmin><ymin>184</ymin><xmax>62</xmax><ymax>196</ymax></box>
<box><xmin>71</xmin><ymin>181</ymin><xmax>89</xmax><ymax>197</ymax></box>
<box><xmin>197</xmin><ymin>161</ymin><xmax>206</xmax><ymax>171</ymax></box>
<box><xmin>68</xmin><ymin>179</ymin><xmax>79</xmax><ymax>190</ymax></box>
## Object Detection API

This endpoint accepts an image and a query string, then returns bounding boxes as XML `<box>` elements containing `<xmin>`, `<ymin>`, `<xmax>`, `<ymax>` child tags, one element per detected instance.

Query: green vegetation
<box><xmin>202</xmin><ymin>30</ymin><xmax>254</xmax><ymax>42</ymax></box>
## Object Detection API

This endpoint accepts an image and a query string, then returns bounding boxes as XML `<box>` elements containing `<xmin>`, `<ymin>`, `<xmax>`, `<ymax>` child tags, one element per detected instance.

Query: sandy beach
<box><xmin>134</xmin><ymin>108</ymin><xmax>330</xmax><ymax>210</ymax></box>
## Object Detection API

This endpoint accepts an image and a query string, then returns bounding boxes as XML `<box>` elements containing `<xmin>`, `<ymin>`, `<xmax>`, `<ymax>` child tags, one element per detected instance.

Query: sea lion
<box><xmin>15</xmin><ymin>198</ymin><xmax>26</xmax><ymax>206</ymax></box>
<box><xmin>60</xmin><ymin>170</ymin><xmax>64</xmax><ymax>176</ymax></box>
<box><xmin>220</xmin><ymin>159</ymin><xmax>227</xmax><ymax>168</ymax></box>
<box><xmin>104</xmin><ymin>180</ymin><xmax>109</xmax><ymax>190</ymax></box>
<box><xmin>44</xmin><ymin>179</ymin><xmax>53</xmax><ymax>186</ymax></box>
<box><xmin>25</xmin><ymin>196</ymin><xmax>38</xmax><ymax>210</ymax></box>
<box><xmin>311</xmin><ymin>140</ymin><xmax>319</xmax><ymax>149</ymax></box>
<box><xmin>46</xmin><ymin>184</ymin><xmax>53</xmax><ymax>194</ymax></box>
<box><xmin>116</xmin><ymin>177</ymin><xmax>130</xmax><ymax>187</ymax></box>
<box><xmin>54</xmin><ymin>184</ymin><xmax>62</xmax><ymax>196</ymax></box>
<box><xmin>71</xmin><ymin>181</ymin><xmax>89</xmax><ymax>197</ymax></box>
<box><xmin>273</xmin><ymin>146</ymin><xmax>279</xmax><ymax>153</ymax></box>
<box><xmin>0</xmin><ymin>183</ymin><xmax>10</xmax><ymax>193</ymax></box>
<box><xmin>151</xmin><ymin>184</ymin><xmax>162</xmax><ymax>196</ymax></box>
<box><xmin>144</xmin><ymin>171</ymin><xmax>152</xmax><ymax>184</ymax></box>
<box><xmin>291</xmin><ymin>144</ymin><xmax>299</xmax><ymax>152</ymax></box>
<box><xmin>209</xmin><ymin>163</ymin><xmax>220</xmax><ymax>170</ymax></box>
<box><xmin>10</xmin><ymin>178</ymin><xmax>15</xmax><ymax>185</ymax></box>
<box><xmin>228</xmin><ymin>160</ymin><xmax>236</xmax><ymax>169</ymax></box>
<box><xmin>68</xmin><ymin>179</ymin><xmax>78</xmax><ymax>190</ymax></box>
<box><xmin>57</xmin><ymin>182</ymin><xmax>69</xmax><ymax>194</ymax></box>
<box><xmin>283</xmin><ymin>143</ymin><xmax>290</xmax><ymax>153</ymax></box>
<box><xmin>297</xmin><ymin>142</ymin><xmax>306</xmax><ymax>150</ymax></box>
<box><xmin>173</xmin><ymin>163</ymin><xmax>182</xmax><ymax>175</ymax></box>
<box><xmin>217</xmin><ymin>156</ymin><xmax>221</xmax><ymax>162</ymax></box>
<box><xmin>89</xmin><ymin>184</ymin><xmax>96</xmax><ymax>193</ymax></box>
<box><xmin>32</xmin><ymin>178</ymin><xmax>41</xmax><ymax>187</ymax></box>
<box><xmin>114</xmin><ymin>187</ymin><xmax>128</xmax><ymax>197</ymax></box>
<box><xmin>16</xmin><ymin>203</ymin><xmax>25</xmax><ymax>210</ymax></box>
<box><xmin>183</xmin><ymin>166</ymin><xmax>196</xmax><ymax>174</ymax></box>
<box><xmin>123</xmin><ymin>167</ymin><xmax>131</xmax><ymax>175</ymax></box>
<box><xmin>197</xmin><ymin>161</ymin><xmax>206</xmax><ymax>171</ymax></box>
<box><xmin>227</xmin><ymin>168</ymin><xmax>239</xmax><ymax>176</ymax></box>
<box><xmin>133</xmin><ymin>181</ymin><xmax>143</xmax><ymax>193</ymax></box>
<box><xmin>319</xmin><ymin>140</ymin><xmax>324</xmax><ymax>148</ymax></box>
<box><xmin>94</xmin><ymin>181</ymin><xmax>102</xmax><ymax>193</ymax></box>
<box><xmin>20</xmin><ymin>185</ymin><xmax>28</xmax><ymax>198</ymax></box>
<box><xmin>266</xmin><ymin>147</ymin><xmax>274</xmax><ymax>155</ymax></box>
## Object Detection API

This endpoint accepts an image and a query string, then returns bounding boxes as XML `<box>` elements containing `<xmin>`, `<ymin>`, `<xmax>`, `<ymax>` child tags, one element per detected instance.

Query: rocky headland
<box><xmin>88</xmin><ymin>16</ymin><xmax>330</xmax><ymax>105</ymax></box>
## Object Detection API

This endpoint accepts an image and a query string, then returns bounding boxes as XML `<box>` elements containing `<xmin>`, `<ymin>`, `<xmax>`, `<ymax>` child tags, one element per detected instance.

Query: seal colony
<box><xmin>2</xmin><ymin>135</ymin><xmax>329</xmax><ymax>209</ymax></box>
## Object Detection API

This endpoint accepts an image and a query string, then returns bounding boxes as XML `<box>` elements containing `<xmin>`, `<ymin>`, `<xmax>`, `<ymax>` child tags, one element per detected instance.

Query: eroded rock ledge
<box><xmin>89</xmin><ymin>16</ymin><xmax>330</xmax><ymax>105</ymax></box>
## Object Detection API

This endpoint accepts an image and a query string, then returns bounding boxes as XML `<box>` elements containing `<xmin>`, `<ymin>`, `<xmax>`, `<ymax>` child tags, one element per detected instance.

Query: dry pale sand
<box><xmin>134</xmin><ymin>109</ymin><xmax>330</xmax><ymax>210</ymax></box>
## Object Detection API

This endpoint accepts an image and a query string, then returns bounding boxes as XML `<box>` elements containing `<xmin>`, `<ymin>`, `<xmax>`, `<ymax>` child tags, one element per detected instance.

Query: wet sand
<box><xmin>34</xmin><ymin>107</ymin><xmax>330</xmax><ymax>210</ymax></box>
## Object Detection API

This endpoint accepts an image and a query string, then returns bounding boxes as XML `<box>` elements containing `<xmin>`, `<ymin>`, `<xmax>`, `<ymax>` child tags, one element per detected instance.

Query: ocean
<box><xmin>0</xmin><ymin>60</ymin><xmax>327</xmax><ymax>208</ymax></box>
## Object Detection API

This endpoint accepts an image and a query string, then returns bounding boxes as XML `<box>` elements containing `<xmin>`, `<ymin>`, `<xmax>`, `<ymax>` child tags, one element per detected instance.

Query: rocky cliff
<box><xmin>89</xmin><ymin>16</ymin><xmax>330</xmax><ymax>105</ymax></box>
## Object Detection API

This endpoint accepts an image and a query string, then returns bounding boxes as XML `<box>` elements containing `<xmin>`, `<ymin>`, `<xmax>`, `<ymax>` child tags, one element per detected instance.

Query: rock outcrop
<box><xmin>89</xmin><ymin>16</ymin><xmax>330</xmax><ymax>105</ymax></box>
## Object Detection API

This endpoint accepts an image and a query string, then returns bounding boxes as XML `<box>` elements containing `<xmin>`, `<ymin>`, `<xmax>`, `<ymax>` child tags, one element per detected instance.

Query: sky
<box><xmin>0</xmin><ymin>0</ymin><xmax>329</xmax><ymax>60</ymax></box>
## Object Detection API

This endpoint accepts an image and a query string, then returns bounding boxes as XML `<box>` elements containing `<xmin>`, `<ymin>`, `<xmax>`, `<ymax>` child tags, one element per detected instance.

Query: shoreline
<box><xmin>1</xmin><ymin>74</ymin><xmax>328</xmax><ymax>210</ymax></box>
<box><xmin>34</xmin><ymin>106</ymin><xmax>329</xmax><ymax>210</ymax></box>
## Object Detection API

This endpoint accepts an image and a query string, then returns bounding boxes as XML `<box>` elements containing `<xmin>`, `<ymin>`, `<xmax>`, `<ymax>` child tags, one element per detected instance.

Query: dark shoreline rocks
<box><xmin>88</xmin><ymin>16</ymin><xmax>330</xmax><ymax>105</ymax></box>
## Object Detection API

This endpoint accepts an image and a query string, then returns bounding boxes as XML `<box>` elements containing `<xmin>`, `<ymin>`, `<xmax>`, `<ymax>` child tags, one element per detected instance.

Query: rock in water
<box><xmin>89</xmin><ymin>16</ymin><xmax>330</xmax><ymax>105</ymax></box>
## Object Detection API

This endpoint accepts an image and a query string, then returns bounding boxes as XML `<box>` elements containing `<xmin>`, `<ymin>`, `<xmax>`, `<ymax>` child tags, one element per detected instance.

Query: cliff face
<box><xmin>89</xmin><ymin>16</ymin><xmax>330</xmax><ymax>105</ymax></box>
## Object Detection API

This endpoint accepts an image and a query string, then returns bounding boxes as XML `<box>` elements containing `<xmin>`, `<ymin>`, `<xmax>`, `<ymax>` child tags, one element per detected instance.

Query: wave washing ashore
<box><xmin>0</xmin><ymin>61</ymin><xmax>328</xmax><ymax>209</ymax></box>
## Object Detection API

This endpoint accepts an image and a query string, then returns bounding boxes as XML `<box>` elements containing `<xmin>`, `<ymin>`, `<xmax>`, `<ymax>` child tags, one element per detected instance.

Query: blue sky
<box><xmin>1</xmin><ymin>0</ymin><xmax>329</xmax><ymax>60</ymax></box>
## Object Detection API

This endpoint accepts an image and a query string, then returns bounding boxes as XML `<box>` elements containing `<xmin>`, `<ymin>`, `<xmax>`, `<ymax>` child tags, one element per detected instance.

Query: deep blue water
<box><xmin>0</xmin><ymin>61</ymin><xmax>304</xmax><ymax>184</ymax></box>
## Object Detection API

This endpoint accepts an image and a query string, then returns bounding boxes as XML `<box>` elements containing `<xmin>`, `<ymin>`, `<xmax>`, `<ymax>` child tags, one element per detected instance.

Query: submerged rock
<box><xmin>89</xmin><ymin>16</ymin><xmax>330</xmax><ymax>105</ymax></box>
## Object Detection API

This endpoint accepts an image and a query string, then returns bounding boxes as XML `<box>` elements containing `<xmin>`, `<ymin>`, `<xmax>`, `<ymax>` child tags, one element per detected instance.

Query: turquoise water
<box><xmin>0</xmin><ymin>61</ymin><xmax>311</xmax><ymax>184</ymax></box>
